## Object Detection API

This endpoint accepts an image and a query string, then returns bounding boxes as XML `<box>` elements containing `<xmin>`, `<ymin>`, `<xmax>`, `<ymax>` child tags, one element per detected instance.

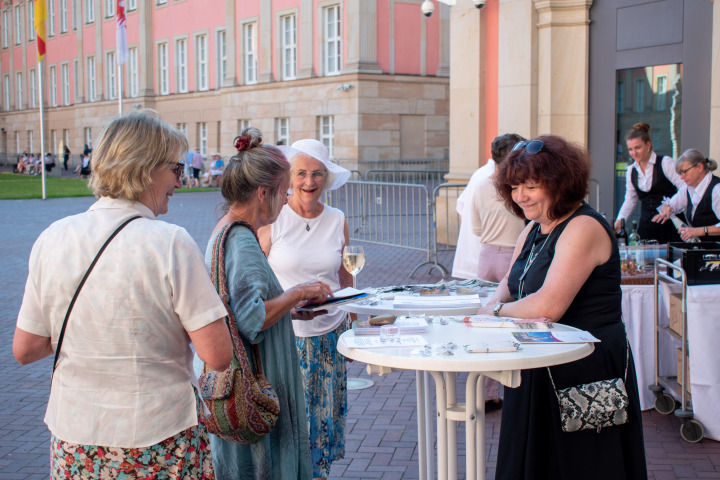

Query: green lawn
<box><xmin>0</xmin><ymin>173</ymin><xmax>218</xmax><ymax>200</ymax></box>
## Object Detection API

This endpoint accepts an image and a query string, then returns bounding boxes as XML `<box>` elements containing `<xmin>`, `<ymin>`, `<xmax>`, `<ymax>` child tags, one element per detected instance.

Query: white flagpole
<box><xmin>118</xmin><ymin>62</ymin><xmax>123</xmax><ymax>115</ymax></box>
<box><xmin>38</xmin><ymin>60</ymin><xmax>46</xmax><ymax>200</ymax></box>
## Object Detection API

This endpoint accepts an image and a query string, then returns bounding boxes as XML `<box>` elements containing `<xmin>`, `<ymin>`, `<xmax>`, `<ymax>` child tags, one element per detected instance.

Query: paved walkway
<box><xmin>0</xmin><ymin>191</ymin><xmax>718</xmax><ymax>479</ymax></box>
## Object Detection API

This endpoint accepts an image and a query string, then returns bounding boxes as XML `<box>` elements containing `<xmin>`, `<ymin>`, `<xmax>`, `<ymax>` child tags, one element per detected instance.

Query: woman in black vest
<box><xmin>654</xmin><ymin>149</ymin><xmax>720</xmax><ymax>242</ymax></box>
<box><xmin>614</xmin><ymin>123</ymin><xmax>684</xmax><ymax>243</ymax></box>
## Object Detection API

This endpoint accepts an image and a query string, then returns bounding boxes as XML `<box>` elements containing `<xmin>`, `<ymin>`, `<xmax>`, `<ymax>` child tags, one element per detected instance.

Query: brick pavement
<box><xmin>1</xmin><ymin>191</ymin><xmax>718</xmax><ymax>479</ymax></box>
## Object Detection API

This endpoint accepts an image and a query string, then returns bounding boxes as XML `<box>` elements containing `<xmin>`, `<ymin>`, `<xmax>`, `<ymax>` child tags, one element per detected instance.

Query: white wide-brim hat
<box><xmin>278</xmin><ymin>139</ymin><xmax>351</xmax><ymax>192</ymax></box>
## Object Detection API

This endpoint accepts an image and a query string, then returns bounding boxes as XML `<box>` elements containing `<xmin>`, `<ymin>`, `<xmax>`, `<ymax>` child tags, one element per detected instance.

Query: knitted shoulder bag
<box><xmin>198</xmin><ymin>221</ymin><xmax>281</xmax><ymax>444</ymax></box>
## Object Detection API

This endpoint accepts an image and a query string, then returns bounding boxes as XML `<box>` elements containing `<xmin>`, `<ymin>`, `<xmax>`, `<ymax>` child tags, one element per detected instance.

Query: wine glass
<box><xmin>342</xmin><ymin>245</ymin><xmax>365</xmax><ymax>289</ymax></box>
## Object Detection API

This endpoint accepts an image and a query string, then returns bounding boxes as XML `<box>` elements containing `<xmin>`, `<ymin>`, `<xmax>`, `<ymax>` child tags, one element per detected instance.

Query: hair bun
<box><xmin>632</xmin><ymin>122</ymin><xmax>650</xmax><ymax>133</ymax></box>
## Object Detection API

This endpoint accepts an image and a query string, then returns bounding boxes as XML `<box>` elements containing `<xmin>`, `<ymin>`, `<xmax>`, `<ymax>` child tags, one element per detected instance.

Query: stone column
<box><xmin>497</xmin><ymin>0</ymin><xmax>537</xmax><ymax>139</ymax></box>
<box><xmin>297</xmin><ymin>0</ymin><xmax>314</xmax><ymax>79</ymax></box>
<box><xmin>342</xmin><ymin>0</ymin><xmax>382</xmax><ymax>74</ymax></box>
<box><xmin>258</xmin><ymin>0</ymin><xmax>273</xmax><ymax>83</ymax></box>
<box><xmin>533</xmin><ymin>0</ymin><xmax>593</xmax><ymax>145</ymax></box>
<box><xmin>710</xmin><ymin>0</ymin><xmax>720</xmax><ymax>162</ymax></box>
<box><xmin>446</xmin><ymin>2</ymin><xmax>485</xmax><ymax>182</ymax></box>
<box><xmin>223</xmin><ymin>0</ymin><xmax>236</xmax><ymax>87</ymax></box>
<box><xmin>138</xmin><ymin>0</ymin><xmax>154</xmax><ymax>97</ymax></box>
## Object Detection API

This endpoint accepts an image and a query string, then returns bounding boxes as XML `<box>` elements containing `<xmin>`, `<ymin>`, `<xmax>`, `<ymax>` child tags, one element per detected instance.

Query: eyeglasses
<box><xmin>678</xmin><ymin>164</ymin><xmax>699</xmax><ymax>176</ymax></box>
<box><xmin>168</xmin><ymin>162</ymin><xmax>184</xmax><ymax>179</ymax></box>
<box><xmin>512</xmin><ymin>140</ymin><xmax>545</xmax><ymax>155</ymax></box>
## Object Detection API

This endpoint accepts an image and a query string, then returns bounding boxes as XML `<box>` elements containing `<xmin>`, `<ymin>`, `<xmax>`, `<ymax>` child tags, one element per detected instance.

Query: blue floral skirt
<box><xmin>296</xmin><ymin>321</ymin><xmax>348</xmax><ymax>478</ymax></box>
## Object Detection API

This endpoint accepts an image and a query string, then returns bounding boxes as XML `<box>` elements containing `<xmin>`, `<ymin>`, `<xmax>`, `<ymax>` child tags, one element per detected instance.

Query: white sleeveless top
<box><xmin>268</xmin><ymin>203</ymin><xmax>347</xmax><ymax>337</ymax></box>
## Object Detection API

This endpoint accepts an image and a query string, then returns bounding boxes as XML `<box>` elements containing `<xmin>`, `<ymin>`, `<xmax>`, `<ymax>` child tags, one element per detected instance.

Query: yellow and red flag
<box><xmin>34</xmin><ymin>0</ymin><xmax>47</xmax><ymax>61</ymax></box>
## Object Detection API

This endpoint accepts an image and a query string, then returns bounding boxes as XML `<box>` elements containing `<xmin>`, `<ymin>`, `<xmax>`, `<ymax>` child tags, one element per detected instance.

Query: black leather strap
<box><xmin>52</xmin><ymin>215</ymin><xmax>141</xmax><ymax>374</ymax></box>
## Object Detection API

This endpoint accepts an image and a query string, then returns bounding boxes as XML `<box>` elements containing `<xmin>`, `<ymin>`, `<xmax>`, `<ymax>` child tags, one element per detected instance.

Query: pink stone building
<box><xmin>0</xmin><ymin>0</ymin><xmax>450</xmax><ymax>164</ymax></box>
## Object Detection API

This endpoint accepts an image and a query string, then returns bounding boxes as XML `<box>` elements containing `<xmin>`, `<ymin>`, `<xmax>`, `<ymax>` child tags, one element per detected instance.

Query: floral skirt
<box><xmin>50</xmin><ymin>423</ymin><xmax>214</xmax><ymax>479</ymax></box>
<box><xmin>296</xmin><ymin>321</ymin><xmax>348</xmax><ymax>478</ymax></box>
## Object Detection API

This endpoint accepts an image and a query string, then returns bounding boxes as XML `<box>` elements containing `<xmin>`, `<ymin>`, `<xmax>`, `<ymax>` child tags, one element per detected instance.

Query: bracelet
<box><xmin>704</xmin><ymin>226</ymin><xmax>709</xmax><ymax>236</ymax></box>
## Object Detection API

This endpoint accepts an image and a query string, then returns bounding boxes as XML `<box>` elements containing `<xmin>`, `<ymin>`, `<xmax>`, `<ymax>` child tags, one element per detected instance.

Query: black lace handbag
<box><xmin>547</xmin><ymin>338</ymin><xmax>630</xmax><ymax>433</ymax></box>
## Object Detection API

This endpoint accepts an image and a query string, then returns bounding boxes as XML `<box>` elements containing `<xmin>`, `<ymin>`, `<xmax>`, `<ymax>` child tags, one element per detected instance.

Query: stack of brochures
<box><xmin>462</xmin><ymin>315</ymin><xmax>552</xmax><ymax>330</ymax></box>
<box><xmin>392</xmin><ymin>294</ymin><xmax>482</xmax><ymax>309</ymax></box>
<box><xmin>511</xmin><ymin>331</ymin><xmax>601</xmax><ymax>343</ymax></box>
<box><xmin>353</xmin><ymin>316</ymin><xmax>429</xmax><ymax>335</ymax></box>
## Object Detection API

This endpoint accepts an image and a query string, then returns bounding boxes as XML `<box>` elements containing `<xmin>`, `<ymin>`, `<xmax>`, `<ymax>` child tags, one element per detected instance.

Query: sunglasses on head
<box><xmin>168</xmin><ymin>162</ymin><xmax>184</xmax><ymax>179</ymax></box>
<box><xmin>512</xmin><ymin>140</ymin><xmax>545</xmax><ymax>155</ymax></box>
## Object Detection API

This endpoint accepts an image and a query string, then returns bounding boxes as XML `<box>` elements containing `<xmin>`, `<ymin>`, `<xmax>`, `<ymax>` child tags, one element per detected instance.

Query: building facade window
<box><xmin>319</xmin><ymin>115</ymin><xmax>334</xmax><ymax>157</ymax></box>
<box><xmin>28</xmin><ymin>130</ymin><xmax>34</xmax><ymax>153</ymax></box>
<box><xmin>73</xmin><ymin>60</ymin><xmax>79</xmax><ymax>98</ymax></box>
<box><xmin>176</xmin><ymin>38</ymin><xmax>188</xmax><ymax>93</ymax></box>
<box><xmin>177</xmin><ymin>123</ymin><xmax>187</xmax><ymax>136</ymax></box>
<box><xmin>49</xmin><ymin>66</ymin><xmax>57</xmax><ymax>107</ymax></box>
<box><xmin>157</xmin><ymin>0</ymin><xmax>168</xmax><ymax>5</ymax></box>
<box><xmin>129</xmin><ymin>47</ymin><xmax>139</xmax><ymax>97</ymax></box>
<box><xmin>127</xmin><ymin>0</ymin><xmax>137</xmax><ymax>11</ymax></box>
<box><xmin>15</xmin><ymin>131</ymin><xmax>20</xmax><ymax>154</ymax></box>
<box><xmin>2</xmin><ymin>11</ymin><xmax>9</xmax><ymax>48</ymax></box>
<box><xmin>61</xmin><ymin>63</ymin><xmax>70</xmax><ymax>105</ymax></box>
<box><xmin>216</xmin><ymin>29</ymin><xmax>226</xmax><ymax>88</ymax></box>
<box><xmin>49</xmin><ymin>0</ymin><xmax>55</xmax><ymax>36</ymax></box>
<box><xmin>323</xmin><ymin>5</ymin><xmax>341</xmax><ymax>76</ymax></box>
<box><xmin>281</xmin><ymin>14</ymin><xmax>297</xmax><ymax>81</ymax></box>
<box><xmin>634</xmin><ymin>78</ymin><xmax>645</xmax><ymax>113</ymax></box>
<box><xmin>60</xmin><ymin>0</ymin><xmax>68</xmax><ymax>33</ymax></box>
<box><xmin>28</xmin><ymin>1</ymin><xmax>36</xmax><ymax>41</ymax></box>
<box><xmin>238</xmin><ymin>119</ymin><xmax>250</xmax><ymax>133</ymax></box>
<box><xmin>276</xmin><ymin>117</ymin><xmax>290</xmax><ymax>145</ymax></box>
<box><xmin>199</xmin><ymin>122</ymin><xmax>207</xmax><ymax>156</ymax></box>
<box><xmin>106</xmin><ymin>52</ymin><xmax>116</xmax><ymax>99</ymax></box>
<box><xmin>86</xmin><ymin>56</ymin><xmax>96</xmax><ymax>101</ymax></box>
<box><xmin>29</xmin><ymin>69</ymin><xmax>36</xmax><ymax>108</ymax></box>
<box><xmin>51</xmin><ymin>130</ymin><xmax>57</xmax><ymax>155</ymax></box>
<box><xmin>16</xmin><ymin>72</ymin><xmax>23</xmax><ymax>109</ymax></box>
<box><xmin>84</xmin><ymin>127</ymin><xmax>92</xmax><ymax>148</ymax></box>
<box><xmin>196</xmin><ymin>34</ymin><xmax>208</xmax><ymax>91</ymax></box>
<box><xmin>158</xmin><ymin>42</ymin><xmax>169</xmax><ymax>95</ymax></box>
<box><xmin>14</xmin><ymin>6</ymin><xmax>24</xmax><ymax>45</ymax></box>
<box><xmin>105</xmin><ymin>0</ymin><xmax>113</xmax><ymax>17</ymax></box>
<box><xmin>244</xmin><ymin>23</ymin><xmax>257</xmax><ymax>85</ymax></box>
<box><xmin>655</xmin><ymin>75</ymin><xmax>667</xmax><ymax>111</ymax></box>
<box><xmin>85</xmin><ymin>0</ymin><xmax>94</xmax><ymax>23</ymax></box>
<box><xmin>617</xmin><ymin>80</ymin><xmax>624</xmax><ymax>115</ymax></box>
<box><xmin>4</xmin><ymin>75</ymin><xmax>10</xmax><ymax>110</ymax></box>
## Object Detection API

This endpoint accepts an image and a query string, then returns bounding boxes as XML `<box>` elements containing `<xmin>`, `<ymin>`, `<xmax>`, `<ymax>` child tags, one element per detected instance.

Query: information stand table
<box><xmin>338</xmin><ymin>320</ymin><xmax>594</xmax><ymax>480</ymax></box>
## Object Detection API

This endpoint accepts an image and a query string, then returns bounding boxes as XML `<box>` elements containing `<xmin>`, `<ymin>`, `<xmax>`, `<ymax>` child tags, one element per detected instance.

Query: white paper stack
<box><xmin>353</xmin><ymin>316</ymin><xmax>429</xmax><ymax>335</ymax></box>
<box><xmin>392</xmin><ymin>294</ymin><xmax>482</xmax><ymax>309</ymax></box>
<box><xmin>344</xmin><ymin>335</ymin><xmax>428</xmax><ymax>349</ymax></box>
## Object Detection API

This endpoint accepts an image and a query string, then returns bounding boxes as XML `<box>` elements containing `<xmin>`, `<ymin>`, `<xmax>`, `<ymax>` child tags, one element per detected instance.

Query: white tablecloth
<box><xmin>621</xmin><ymin>283</ymin><xmax>720</xmax><ymax>441</ymax></box>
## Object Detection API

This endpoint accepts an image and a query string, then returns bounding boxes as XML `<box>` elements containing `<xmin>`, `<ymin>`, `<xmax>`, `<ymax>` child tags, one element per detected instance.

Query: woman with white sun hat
<box><xmin>259</xmin><ymin>139</ymin><xmax>351</xmax><ymax>480</ymax></box>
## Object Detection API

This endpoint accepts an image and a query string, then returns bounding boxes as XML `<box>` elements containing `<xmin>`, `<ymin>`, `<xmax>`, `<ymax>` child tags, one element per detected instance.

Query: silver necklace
<box><xmin>519</xmin><ymin>231</ymin><xmax>552</xmax><ymax>298</ymax></box>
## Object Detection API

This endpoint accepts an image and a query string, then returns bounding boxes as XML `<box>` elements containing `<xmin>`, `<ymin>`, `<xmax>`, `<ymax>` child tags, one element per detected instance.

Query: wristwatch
<box><xmin>704</xmin><ymin>226</ymin><xmax>709</xmax><ymax>236</ymax></box>
<box><xmin>493</xmin><ymin>303</ymin><xmax>505</xmax><ymax>317</ymax></box>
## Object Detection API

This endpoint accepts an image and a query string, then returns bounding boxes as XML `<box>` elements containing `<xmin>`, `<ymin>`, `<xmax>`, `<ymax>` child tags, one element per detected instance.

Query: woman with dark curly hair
<box><xmin>478</xmin><ymin>135</ymin><xmax>647</xmax><ymax>479</ymax></box>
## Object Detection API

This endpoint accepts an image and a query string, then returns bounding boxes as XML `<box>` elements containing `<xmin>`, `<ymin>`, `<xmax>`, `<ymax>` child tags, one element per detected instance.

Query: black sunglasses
<box><xmin>512</xmin><ymin>140</ymin><xmax>545</xmax><ymax>155</ymax></box>
<box><xmin>168</xmin><ymin>162</ymin><xmax>184</xmax><ymax>179</ymax></box>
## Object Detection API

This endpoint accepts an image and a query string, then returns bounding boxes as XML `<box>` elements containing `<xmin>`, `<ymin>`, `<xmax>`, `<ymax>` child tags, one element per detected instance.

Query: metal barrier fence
<box><xmin>326</xmin><ymin>179</ymin><xmax>467</xmax><ymax>279</ymax></box>
<box><xmin>364</xmin><ymin>169</ymin><xmax>449</xmax><ymax>189</ymax></box>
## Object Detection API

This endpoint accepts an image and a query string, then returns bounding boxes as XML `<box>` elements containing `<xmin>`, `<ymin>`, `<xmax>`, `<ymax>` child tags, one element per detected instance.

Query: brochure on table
<box><xmin>343</xmin><ymin>335</ymin><xmax>428</xmax><ymax>349</ymax></box>
<box><xmin>353</xmin><ymin>316</ymin><xmax>428</xmax><ymax>335</ymax></box>
<box><xmin>463</xmin><ymin>315</ymin><xmax>552</xmax><ymax>330</ymax></box>
<box><xmin>392</xmin><ymin>294</ymin><xmax>482</xmax><ymax>309</ymax></box>
<box><xmin>511</xmin><ymin>331</ymin><xmax>600</xmax><ymax>344</ymax></box>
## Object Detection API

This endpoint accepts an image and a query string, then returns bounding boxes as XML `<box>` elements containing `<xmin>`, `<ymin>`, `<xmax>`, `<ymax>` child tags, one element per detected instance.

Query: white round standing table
<box><xmin>338</xmin><ymin>312</ymin><xmax>594</xmax><ymax>480</ymax></box>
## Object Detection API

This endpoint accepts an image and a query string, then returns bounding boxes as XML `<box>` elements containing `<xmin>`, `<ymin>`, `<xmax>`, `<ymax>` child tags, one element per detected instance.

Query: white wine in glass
<box><xmin>343</xmin><ymin>245</ymin><xmax>365</xmax><ymax>288</ymax></box>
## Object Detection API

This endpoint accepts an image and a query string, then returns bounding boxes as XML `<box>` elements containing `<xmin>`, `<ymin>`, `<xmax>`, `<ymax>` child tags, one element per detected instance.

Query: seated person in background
<box><xmin>44</xmin><ymin>153</ymin><xmax>56</xmax><ymax>172</ymax></box>
<box><xmin>478</xmin><ymin>135</ymin><xmax>647</xmax><ymax>479</ymax></box>
<box><xmin>27</xmin><ymin>154</ymin><xmax>39</xmax><ymax>175</ymax></box>
<box><xmin>76</xmin><ymin>154</ymin><xmax>91</xmax><ymax>178</ymax></box>
<box><xmin>208</xmin><ymin>153</ymin><xmax>224</xmax><ymax>187</ymax></box>
<box><xmin>15</xmin><ymin>154</ymin><xmax>27</xmax><ymax>174</ymax></box>
<box><xmin>653</xmin><ymin>148</ymin><xmax>720</xmax><ymax>242</ymax></box>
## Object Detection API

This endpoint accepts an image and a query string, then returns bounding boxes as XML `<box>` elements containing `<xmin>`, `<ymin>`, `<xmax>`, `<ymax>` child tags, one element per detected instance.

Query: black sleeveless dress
<box><xmin>496</xmin><ymin>203</ymin><xmax>647</xmax><ymax>480</ymax></box>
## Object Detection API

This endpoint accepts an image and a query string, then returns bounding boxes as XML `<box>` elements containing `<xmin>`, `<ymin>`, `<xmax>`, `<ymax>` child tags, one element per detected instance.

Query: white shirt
<box><xmin>17</xmin><ymin>197</ymin><xmax>227</xmax><ymax>447</ymax></box>
<box><xmin>268</xmin><ymin>204</ymin><xmax>347</xmax><ymax>337</ymax></box>
<box><xmin>617</xmin><ymin>152</ymin><xmax>684</xmax><ymax>220</ymax></box>
<box><xmin>452</xmin><ymin>160</ymin><xmax>495</xmax><ymax>279</ymax></box>
<box><xmin>665</xmin><ymin>172</ymin><xmax>720</xmax><ymax>226</ymax></box>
